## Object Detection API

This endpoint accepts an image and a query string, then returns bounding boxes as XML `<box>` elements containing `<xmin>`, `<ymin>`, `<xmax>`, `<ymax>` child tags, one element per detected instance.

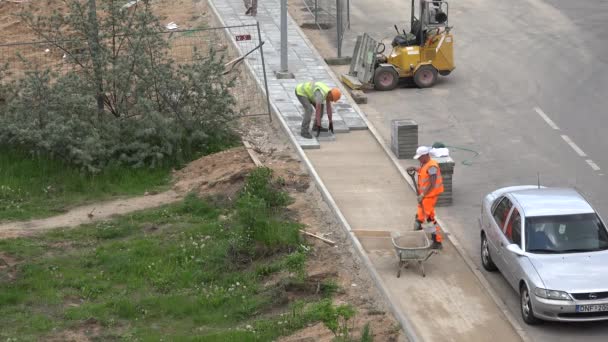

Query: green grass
<box><xmin>0</xmin><ymin>190</ymin><xmax>345</xmax><ymax>341</ymax></box>
<box><xmin>0</xmin><ymin>148</ymin><xmax>171</xmax><ymax>221</ymax></box>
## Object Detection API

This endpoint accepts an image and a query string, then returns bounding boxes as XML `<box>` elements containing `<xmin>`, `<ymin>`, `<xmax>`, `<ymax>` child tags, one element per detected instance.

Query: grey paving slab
<box><xmin>209</xmin><ymin>0</ymin><xmax>367</xmax><ymax>149</ymax></box>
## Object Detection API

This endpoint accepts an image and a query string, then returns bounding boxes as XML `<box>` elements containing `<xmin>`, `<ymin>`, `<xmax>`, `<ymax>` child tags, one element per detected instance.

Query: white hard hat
<box><xmin>413</xmin><ymin>146</ymin><xmax>431</xmax><ymax>160</ymax></box>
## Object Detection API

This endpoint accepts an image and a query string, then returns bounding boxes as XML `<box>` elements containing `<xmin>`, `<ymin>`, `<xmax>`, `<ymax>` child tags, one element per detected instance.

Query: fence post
<box><xmin>347</xmin><ymin>0</ymin><xmax>350</xmax><ymax>29</ymax></box>
<box><xmin>336</xmin><ymin>0</ymin><xmax>342</xmax><ymax>58</ymax></box>
<box><xmin>276</xmin><ymin>0</ymin><xmax>294</xmax><ymax>78</ymax></box>
<box><xmin>280</xmin><ymin>0</ymin><xmax>288</xmax><ymax>72</ymax></box>
<box><xmin>257</xmin><ymin>22</ymin><xmax>272</xmax><ymax>122</ymax></box>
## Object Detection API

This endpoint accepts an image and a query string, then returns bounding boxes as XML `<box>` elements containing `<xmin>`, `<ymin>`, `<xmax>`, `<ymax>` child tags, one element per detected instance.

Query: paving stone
<box><xmin>210</xmin><ymin>0</ymin><xmax>368</xmax><ymax>148</ymax></box>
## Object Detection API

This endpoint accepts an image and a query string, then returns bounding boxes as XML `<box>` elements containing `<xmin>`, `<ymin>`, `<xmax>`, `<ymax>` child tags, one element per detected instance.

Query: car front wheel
<box><xmin>481</xmin><ymin>233</ymin><xmax>497</xmax><ymax>271</ymax></box>
<box><xmin>520</xmin><ymin>284</ymin><xmax>542</xmax><ymax>325</ymax></box>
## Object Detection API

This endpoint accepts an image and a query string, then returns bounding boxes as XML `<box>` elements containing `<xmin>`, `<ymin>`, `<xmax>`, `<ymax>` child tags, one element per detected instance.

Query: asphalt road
<box><xmin>334</xmin><ymin>0</ymin><xmax>608</xmax><ymax>340</ymax></box>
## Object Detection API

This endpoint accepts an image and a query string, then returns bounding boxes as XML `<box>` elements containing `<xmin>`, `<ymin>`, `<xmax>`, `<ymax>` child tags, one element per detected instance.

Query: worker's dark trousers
<box><xmin>296</xmin><ymin>92</ymin><xmax>324</xmax><ymax>133</ymax></box>
<box><xmin>243</xmin><ymin>0</ymin><xmax>258</xmax><ymax>15</ymax></box>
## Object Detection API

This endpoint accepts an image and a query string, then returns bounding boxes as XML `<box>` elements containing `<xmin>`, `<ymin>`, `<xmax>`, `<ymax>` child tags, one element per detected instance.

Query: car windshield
<box><xmin>525</xmin><ymin>213</ymin><xmax>608</xmax><ymax>253</ymax></box>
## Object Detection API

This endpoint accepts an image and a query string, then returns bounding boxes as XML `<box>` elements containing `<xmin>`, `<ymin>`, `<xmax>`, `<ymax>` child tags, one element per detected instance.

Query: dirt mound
<box><xmin>0</xmin><ymin>2</ymin><xmax>66</xmax><ymax>44</ymax></box>
<box><xmin>172</xmin><ymin>141</ymin><xmax>311</xmax><ymax>200</ymax></box>
<box><xmin>0</xmin><ymin>0</ymin><xmax>206</xmax><ymax>44</ymax></box>
<box><xmin>172</xmin><ymin>147</ymin><xmax>255</xmax><ymax>199</ymax></box>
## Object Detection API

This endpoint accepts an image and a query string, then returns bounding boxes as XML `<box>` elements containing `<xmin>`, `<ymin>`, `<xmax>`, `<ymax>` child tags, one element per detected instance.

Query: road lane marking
<box><xmin>561</xmin><ymin>135</ymin><xmax>587</xmax><ymax>157</ymax></box>
<box><xmin>534</xmin><ymin>107</ymin><xmax>560</xmax><ymax>130</ymax></box>
<box><xmin>586</xmin><ymin>159</ymin><xmax>601</xmax><ymax>171</ymax></box>
<box><xmin>536</xmin><ymin>108</ymin><xmax>602</xmax><ymax>174</ymax></box>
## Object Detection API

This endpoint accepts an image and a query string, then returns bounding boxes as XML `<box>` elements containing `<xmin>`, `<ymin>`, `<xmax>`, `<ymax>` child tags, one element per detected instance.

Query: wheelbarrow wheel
<box><xmin>397</xmin><ymin>258</ymin><xmax>402</xmax><ymax>278</ymax></box>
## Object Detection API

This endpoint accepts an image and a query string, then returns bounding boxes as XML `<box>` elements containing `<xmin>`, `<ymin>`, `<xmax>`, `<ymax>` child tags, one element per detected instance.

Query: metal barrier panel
<box><xmin>302</xmin><ymin>0</ymin><xmax>334</xmax><ymax>27</ymax></box>
<box><xmin>0</xmin><ymin>24</ymin><xmax>271</xmax><ymax>118</ymax></box>
<box><xmin>301</xmin><ymin>0</ymin><xmax>349</xmax><ymax>57</ymax></box>
<box><xmin>347</xmin><ymin>33</ymin><xmax>379</xmax><ymax>86</ymax></box>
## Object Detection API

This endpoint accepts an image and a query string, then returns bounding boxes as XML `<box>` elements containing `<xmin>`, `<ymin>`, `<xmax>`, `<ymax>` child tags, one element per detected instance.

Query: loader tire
<box><xmin>373</xmin><ymin>66</ymin><xmax>399</xmax><ymax>91</ymax></box>
<box><xmin>414</xmin><ymin>65</ymin><xmax>438</xmax><ymax>88</ymax></box>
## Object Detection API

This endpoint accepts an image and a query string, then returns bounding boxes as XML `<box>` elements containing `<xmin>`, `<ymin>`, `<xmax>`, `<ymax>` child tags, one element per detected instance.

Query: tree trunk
<box><xmin>87</xmin><ymin>0</ymin><xmax>105</xmax><ymax>115</ymax></box>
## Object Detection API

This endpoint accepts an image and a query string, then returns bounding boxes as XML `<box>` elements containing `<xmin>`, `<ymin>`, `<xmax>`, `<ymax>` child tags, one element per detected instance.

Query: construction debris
<box><xmin>299</xmin><ymin>229</ymin><xmax>336</xmax><ymax>246</ymax></box>
<box><xmin>165</xmin><ymin>22</ymin><xmax>179</xmax><ymax>30</ymax></box>
<box><xmin>351</xmin><ymin>90</ymin><xmax>367</xmax><ymax>104</ymax></box>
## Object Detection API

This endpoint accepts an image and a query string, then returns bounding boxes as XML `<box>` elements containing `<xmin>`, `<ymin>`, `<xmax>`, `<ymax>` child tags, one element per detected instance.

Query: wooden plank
<box><xmin>243</xmin><ymin>140</ymin><xmax>263</xmax><ymax>167</ymax></box>
<box><xmin>341</xmin><ymin>74</ymin><xmax>363</xmax><ymax>90</ymax></box>
<box><xmin>299</xmin><ymin>229</ymin><xmax>336</xmax><ymax>246</ymax></box>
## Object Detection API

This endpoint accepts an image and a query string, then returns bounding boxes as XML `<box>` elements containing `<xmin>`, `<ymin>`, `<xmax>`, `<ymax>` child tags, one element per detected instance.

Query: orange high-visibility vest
<box><xmin>418</xmin><ymin>159</ymin><xmax>444</xmax><ymax>198</ymax></box>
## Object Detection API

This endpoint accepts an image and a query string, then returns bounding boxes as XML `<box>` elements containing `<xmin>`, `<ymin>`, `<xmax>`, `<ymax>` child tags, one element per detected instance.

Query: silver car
<box><xmin>479</xmin><ymin>186</ymin><xmax>608</xmax><ymax>324</ymax></box>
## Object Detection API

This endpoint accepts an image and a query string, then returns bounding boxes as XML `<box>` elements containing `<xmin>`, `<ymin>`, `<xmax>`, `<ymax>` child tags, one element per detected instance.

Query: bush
<box><xmin>0</xmin><ymin>0</ymin><xmax>240</xmax><ymax>172</ymax></box>
<box><xmin>229</xmin><ymin>167</ymin><xmax>299</xmax><ymax>262</ymax></box>
<box><xmin>360</xmin><ymin>323</ymin><xmax>373</xmax><ymax>342</ymax></box>
<box><xmin>234</xmin><ymin>194</ymin><xmax>300</xmax><ymax>250</ymax></box>
<box><xmin>240</xmin><ymin>167</ymin><xmax>291</xmax><ymax>209</ymax></box>
<box><xmin>312</xmin><ymin>299</ymin><xmax>356</xmax><ymax>340</ymax></box>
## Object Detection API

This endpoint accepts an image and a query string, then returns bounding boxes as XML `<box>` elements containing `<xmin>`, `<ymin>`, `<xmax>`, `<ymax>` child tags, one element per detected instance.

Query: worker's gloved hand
<box><xmin>417</xmin><ymin>194</ymin><xmax>424</xmax><ymax>203</ymax></box>
<box><xmin>406</xmin><ymin>166</ymin><xmax>418</xmax><ymax>174</ymax></box>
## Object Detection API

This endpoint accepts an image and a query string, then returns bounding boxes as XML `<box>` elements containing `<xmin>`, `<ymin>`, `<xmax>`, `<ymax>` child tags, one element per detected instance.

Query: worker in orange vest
<box><xmin>407</xmin><ymin>146</ymin><xmax>444</xmax><ymax>249</ymax></box>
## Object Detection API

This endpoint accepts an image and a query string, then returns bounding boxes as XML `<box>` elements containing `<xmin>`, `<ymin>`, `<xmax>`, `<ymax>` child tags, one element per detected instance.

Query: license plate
<box><xmin>576</xmin><ymin>304</ymin><xmax>608</xmax><ymax>313</ymax></box>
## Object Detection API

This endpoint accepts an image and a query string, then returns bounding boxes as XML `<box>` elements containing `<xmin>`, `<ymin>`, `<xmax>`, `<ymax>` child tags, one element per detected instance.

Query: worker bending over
<box><xmin>407</xmin><ymin>146</ymin><xmax>444</xmax><ymax>249</ymax></box>
<box><xmin>295</xmin><ymin>81</ymin><xmax>341</xmax><ymax>139</ymax></box>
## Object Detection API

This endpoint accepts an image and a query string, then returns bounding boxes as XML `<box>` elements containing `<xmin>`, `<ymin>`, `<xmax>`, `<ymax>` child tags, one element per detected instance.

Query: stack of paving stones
<box><xmin>434</xmin><ymin>156</ymin><xmax>455</xmax><ymax>206</ymax></box>
<box><xmin>390</xmin><ymin>119</ymin><xmax>418</xmax><ymax>159</ymax></box>
<box><xmin>209</xmin><ymin>0</ymin><xmax>368</xmax><ymax>149</ymax></box>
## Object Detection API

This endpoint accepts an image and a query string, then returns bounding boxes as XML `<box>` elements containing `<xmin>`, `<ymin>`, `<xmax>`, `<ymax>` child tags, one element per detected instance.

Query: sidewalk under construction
<box><xmin>306</xmin><ymin>132</ymin><xmax>521</xmax><ymax>341</ymax></box>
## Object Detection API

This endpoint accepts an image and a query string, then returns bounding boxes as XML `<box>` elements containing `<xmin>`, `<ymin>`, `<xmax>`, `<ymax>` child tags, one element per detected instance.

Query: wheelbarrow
<box><xmin>391</xmin><ymin>230</ymin><xmax>437</xmax><ymax>278</ymax></box>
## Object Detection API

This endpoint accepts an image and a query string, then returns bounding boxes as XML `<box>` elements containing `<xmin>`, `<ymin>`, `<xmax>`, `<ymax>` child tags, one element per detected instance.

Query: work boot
<box><xmin>431</xmin><ymin>232</ymin><xmax>443</xmax><ymax>250</ymax></box>
<box><xmin>431</xmin><ymin>241</ymin><xmax>443</xmax><ymax>250</ymax></box>
<box><xmin>301</xmin><ymin>130</ymin><xmax>313</xmax><ymax>139</ymax></box>
<box><xmin>413</xmin><ymin>220</ymin><xmax>423</xmax><ymax>231</ymax></box>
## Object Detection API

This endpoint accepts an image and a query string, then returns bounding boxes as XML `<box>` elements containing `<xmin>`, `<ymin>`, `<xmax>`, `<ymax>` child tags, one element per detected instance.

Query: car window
<box><xmin>504</xmin><ymin>208</ymin><xmax>522</xmax><ymax>248</ymax></box>
<box><xmin>492</xmin><ymin>197</ymin><xmax>513</xmax><ymax>230</ymax></box>
<box><xmin>526</xmin><ymin>213</ymin><xmax>608</xmax><ymax>253</ymax></box>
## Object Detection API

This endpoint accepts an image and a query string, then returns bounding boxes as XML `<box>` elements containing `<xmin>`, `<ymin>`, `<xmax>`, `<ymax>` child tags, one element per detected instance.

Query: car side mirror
<box><xmin>506</xmin><ymin>244</ymin><xmax>525</xmax><ymax>257</ymax></box>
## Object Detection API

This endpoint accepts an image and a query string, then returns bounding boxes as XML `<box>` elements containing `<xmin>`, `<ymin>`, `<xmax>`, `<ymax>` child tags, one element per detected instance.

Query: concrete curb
<box><xmin>324</xmin><ymin>56</ymin><xmax>352</xmax><ymax>65</ymax></box>
<box><xmin>297</xmin><ymin>26</ymin><xmax>532</xmax><ymax>342</ymax></box>
<box><xmin>206</xmin><ymin>2</ymin><xmax>420</xmax><ymax>342</ymax></box>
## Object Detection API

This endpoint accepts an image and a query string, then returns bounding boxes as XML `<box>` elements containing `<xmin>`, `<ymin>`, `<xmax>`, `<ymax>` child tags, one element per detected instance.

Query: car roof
<box><xmin>508</xmin><ymin>187</ymin><xmax>595</xmax><ymax>217</ymax></box>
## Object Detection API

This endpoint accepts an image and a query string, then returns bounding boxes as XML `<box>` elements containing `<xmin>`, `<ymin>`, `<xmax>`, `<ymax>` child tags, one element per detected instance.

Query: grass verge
<box><xmin>0</xmin><ymin>167</ymin><xmax>358</xmax><ymax>341</ymax></box>
<box><xmin>0</xmin><ymin>148</ymin><xmax>171</xmax><ymax>222</ymax></box>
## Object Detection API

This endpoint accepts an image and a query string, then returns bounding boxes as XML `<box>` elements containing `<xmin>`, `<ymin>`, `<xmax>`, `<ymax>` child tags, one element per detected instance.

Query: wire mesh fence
<box><xmin>300</xmin><ymin>0</ymin><xmax>350</xmax><ymax>57</ymax></box>
<box><xmin>0</xmin><ymin>23</ymin><xmax>271</xmax><ymax>118</ymax></box>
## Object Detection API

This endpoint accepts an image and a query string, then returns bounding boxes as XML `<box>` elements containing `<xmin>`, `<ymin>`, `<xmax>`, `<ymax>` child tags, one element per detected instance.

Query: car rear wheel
<box><xmin>481</xmin><ymin>233</ymin><xmax>497</xmax><ymax>271</ymax></box>
<box><xmin>520</xmin><ymin>284</ymin><xmax>542</xmax><ymax>325</ymax></box>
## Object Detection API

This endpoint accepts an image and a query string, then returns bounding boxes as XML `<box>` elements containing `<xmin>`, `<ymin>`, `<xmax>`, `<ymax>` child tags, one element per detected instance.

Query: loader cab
<box><xmin>410</xmin><ymin>0</ymin><xmax>449</xmax><ymax>46</ymax></box>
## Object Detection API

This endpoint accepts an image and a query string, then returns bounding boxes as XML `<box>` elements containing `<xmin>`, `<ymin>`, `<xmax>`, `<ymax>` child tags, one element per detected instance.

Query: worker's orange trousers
<box><xmin>417</xmin><ymin>196</ymin><xmax>442</xmax><ymax>243</ymax></box>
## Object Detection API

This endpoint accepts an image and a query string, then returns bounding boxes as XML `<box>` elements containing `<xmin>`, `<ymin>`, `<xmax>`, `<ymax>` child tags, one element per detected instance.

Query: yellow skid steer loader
<box><xmin>343</xmin><ymin>0</ymin><xmax>454</xmax><ymax>90</ymax></box>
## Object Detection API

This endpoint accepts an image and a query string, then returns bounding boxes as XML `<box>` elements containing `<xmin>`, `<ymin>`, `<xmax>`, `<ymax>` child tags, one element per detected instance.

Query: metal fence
<box><xmin>301</xmin><ymin>0</ymin><xmax>350</xmax><ymax>57</ymax></box>
<box><xmin>0</xmin><ymin>23</ymin><xmax>271</xmax><ymax>119</ymax></box>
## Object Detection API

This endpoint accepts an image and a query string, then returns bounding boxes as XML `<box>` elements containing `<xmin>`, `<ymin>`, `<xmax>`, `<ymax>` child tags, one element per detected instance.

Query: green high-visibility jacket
<box><xmin>295</xmin><ymin>81</ymin><xmax>330</xmax><ymax>103</ymax></box>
